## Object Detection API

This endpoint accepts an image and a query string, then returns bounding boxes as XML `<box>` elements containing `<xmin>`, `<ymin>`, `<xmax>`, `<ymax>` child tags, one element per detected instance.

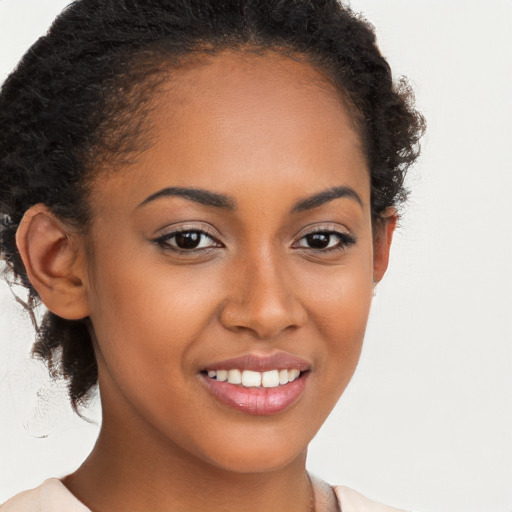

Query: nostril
<box><xmin>220</xmin><ymin>310</ymin><xmax>306</xmax><ymax>340</ymax></box>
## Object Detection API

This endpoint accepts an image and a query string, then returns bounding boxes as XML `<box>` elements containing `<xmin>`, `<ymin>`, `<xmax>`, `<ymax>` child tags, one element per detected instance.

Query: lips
<box><xmin>200</xmin><ymin>352</ymin><xmax>311</xmax><ymax>415</ymax></box>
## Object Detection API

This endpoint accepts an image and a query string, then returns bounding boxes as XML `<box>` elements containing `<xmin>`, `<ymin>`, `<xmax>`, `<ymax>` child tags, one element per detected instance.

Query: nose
<box><xmin>219</xmin><ymin>250</ymin><xmax>307</xmax><ymax>339</ymax></box>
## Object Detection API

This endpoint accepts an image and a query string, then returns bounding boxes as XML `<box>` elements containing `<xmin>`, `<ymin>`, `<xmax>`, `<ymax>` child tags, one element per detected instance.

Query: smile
<box><xmin>200</xmin><ymin>352</ymin><xmax>311</xmax><ymax>415</ymax></box>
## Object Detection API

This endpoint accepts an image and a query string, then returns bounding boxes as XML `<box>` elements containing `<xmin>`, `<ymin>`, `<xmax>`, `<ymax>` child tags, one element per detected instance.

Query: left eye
<box><xmin>296</xmin><ymin>231</ymin><xmax>353</xmax><ymax>250</ymax></box>
<box><xmin>156</xmin><ymin>230</ymin><xmax>220</xmax><ymax>251</ymax></box>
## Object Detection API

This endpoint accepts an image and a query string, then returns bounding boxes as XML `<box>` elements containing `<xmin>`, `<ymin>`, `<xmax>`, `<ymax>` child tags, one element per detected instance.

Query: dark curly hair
<box><xmin>0</xmin><ymin>0</ymin><xmax>425</xmax><ymax>409</ymax></box>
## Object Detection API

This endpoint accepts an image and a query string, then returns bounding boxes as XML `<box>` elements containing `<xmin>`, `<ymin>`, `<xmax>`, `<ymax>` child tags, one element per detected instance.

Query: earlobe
<box><xmin>372</xmin><ymin>208</ymin><xmax>397</xmax><ymax>284</ymax></box>
<box><xmin>15</xmin><ymin>204</ymin><xmax>90</xmax><ymax>320</ymax></box>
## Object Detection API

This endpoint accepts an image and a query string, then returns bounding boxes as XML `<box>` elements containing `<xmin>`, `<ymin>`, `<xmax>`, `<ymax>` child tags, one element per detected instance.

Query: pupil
<box><xmin>176</xmin><ymin>231</ymin><xmax>201</xmax><ymax>249</ymax></box>
<box><xmin>307</xmin><ymin>233</ymin><xmax>330</xmax><ymax>249</ymax></box>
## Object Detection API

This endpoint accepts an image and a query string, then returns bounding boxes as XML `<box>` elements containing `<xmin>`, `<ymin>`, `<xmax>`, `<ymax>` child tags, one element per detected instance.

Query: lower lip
<box><xmin>201</xmin><ymin>373</ymin><xmax>308</xmax><ymax>415</ymax></box>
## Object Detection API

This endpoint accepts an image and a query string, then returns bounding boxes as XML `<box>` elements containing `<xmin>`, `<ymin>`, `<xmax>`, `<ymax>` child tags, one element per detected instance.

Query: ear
<box><xmin>373</xmin><ymin>208</ymin><xmax>397</xmax><ymax>284</ymax></box>
<box><xmin>15</xmin><ymin>204</ymin><xmax>90</xmax><ymax>320</ymax></box>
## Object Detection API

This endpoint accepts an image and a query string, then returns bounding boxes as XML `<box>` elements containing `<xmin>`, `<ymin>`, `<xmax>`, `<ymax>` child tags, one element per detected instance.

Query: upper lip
<box><xmin>202</xmin><ymin>351</ymin><xmax>312</xmax><ymax>373</ymax></box>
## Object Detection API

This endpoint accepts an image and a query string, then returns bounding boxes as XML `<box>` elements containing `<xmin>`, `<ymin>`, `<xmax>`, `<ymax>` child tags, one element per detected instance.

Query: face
<box><xmin>82</xmin><ymin>51</ymin><xmax>388</xmax><ymax>473</ymax></box>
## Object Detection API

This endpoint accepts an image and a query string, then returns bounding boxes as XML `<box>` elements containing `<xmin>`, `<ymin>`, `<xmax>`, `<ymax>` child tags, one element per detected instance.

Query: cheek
<box><xmin>297</xmin><ymin>247</ymin><xmax>374</xmax><ymax>388</ymax></box>
<box><xmin>86</xmin><ymin>245</ymin><xmax>227</xmax><ymax>379</ymax></box>
<box><xmin>86</xmin><ymin>251</ymin><xmax>230</xmax><ymax>451</ymax></box>
<box><xmin>301</xmin><ymin>241</ymin><xmax>373</xmax><ymax>320</ymax></box>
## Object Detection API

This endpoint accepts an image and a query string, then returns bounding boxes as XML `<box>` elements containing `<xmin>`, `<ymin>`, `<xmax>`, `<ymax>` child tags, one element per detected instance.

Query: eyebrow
<box><xmin>138</xmin><ymin>187</ymin><xmax>237</xmax><ymax>210</ymax></box>
<box><xmin>137</xmin><ymin>184</ymin><xmax>362</xmax><ymax>212</ymax></box>
<box><xmin>291</xmin><ymin>186</ymin><xmax>363</xmax><ymax>212</ymax></box>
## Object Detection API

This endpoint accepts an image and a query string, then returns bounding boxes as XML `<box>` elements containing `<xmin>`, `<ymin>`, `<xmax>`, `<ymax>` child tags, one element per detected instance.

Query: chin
<box><xmin>193</xmin><ymin>428</ymin><xmax>309</xmax><ymax>474</ymax></box>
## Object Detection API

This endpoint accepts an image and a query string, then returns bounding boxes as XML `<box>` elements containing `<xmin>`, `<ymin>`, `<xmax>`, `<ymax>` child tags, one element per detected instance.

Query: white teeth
<box><xmin>242</xmin><ymin>370</ymin><xmax>262</xmax><ymax>387</ymax></box>
<box><xmin>262</xmin><ymin>370</ymin><xmax>280</xmax><ymax>388</ymax></box>
<box><xmin>288</xmin><ymin>369</ymin><xmax>300</xmax><ymax>382</ymax></box>
<box><xmin>216</xmin><ymin>369</ymin><xmax>228</xmax><ymax>382</ymax></box>
<box><xmin>227</xmin><ymin>369</ymin><xmax>242</xmax><ymax>385</ymax></box>
<box><xmin>279</xmin><ymin>369</ymin><xmax>289</xmax><ymax>385</ymax></box>
<box><xmin>206</xmin><ymin>368</ymin><xmax>303</xmax><ymax>388</ymax></box>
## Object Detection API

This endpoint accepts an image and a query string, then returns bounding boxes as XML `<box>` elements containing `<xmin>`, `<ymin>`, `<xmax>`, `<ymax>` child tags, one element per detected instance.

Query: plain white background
<box><xmin>0</xmin><ymin>1</ymin><xmax>511</xmax><ymax>511</ymax></box>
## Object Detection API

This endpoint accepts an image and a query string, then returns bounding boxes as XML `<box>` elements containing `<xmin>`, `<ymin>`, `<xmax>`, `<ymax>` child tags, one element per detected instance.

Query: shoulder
<box><xmin>0</xmin><ymin>479</ymin><xmax>90</xmax><ymax>512</ymax></box>
<box><xmin>334</xmin><ymin>485</ymin><xmax>410</xmax><ymax>512</ymax></box>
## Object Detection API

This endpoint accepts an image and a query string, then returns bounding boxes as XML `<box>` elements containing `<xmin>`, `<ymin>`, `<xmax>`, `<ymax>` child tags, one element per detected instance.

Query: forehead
<box><xmin>153</xmin><ymin>50</ymin><xmax>363</xmax><ymax>156</ymax></box>
<box><xmin>92</xmin><ymin>50</ymin><xmax>369</xmax><ymax>213</ymax></box>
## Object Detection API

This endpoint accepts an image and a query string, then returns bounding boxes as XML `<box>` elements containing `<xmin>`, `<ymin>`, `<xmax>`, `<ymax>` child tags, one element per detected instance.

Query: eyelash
<box><xmin>153</xmin><ymin>227</ymin><xmax>356</xmax><ymax>254</ymax></box>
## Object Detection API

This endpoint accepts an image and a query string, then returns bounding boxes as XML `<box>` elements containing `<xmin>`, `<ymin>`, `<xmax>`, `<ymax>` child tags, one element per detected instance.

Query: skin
<box><xmin>16</xmin><ymin>51</ymin><xmax>395</xmax><ymax>512</ymax></box>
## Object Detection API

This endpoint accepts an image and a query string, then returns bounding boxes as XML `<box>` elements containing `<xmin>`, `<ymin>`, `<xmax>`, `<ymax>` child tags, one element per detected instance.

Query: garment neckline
<box><xmin>48</xmin><ymin>476</ymin><xmax>342</xmax><ymax>512</ymax></box>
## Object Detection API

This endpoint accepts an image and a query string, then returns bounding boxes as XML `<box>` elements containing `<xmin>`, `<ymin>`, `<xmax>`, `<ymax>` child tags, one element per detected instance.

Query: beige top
<box><xmin>0</xmin><ymin>478</ymin><xmax>409</xmax><ymax>512</ymax></box>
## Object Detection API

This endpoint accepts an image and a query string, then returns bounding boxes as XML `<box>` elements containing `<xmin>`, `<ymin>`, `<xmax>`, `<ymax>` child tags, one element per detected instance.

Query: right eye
<box><xmin>154</xmin><ymin>229</ymin><xmax>222</xmax><ymax>252</ymax></box>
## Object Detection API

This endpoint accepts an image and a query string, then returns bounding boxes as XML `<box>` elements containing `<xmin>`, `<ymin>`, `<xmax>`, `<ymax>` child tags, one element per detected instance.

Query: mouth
<box><xmin>199</xmin><ymin>352</ymin><xmax>311</xmax><ymax>415</ymax></box>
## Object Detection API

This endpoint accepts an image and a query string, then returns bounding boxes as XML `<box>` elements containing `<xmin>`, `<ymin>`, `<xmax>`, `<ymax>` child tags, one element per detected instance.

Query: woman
<box><xmin>0</xmin><ymin>1</ymin><xmax>424</xmax><ymax>510</ymax></box>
